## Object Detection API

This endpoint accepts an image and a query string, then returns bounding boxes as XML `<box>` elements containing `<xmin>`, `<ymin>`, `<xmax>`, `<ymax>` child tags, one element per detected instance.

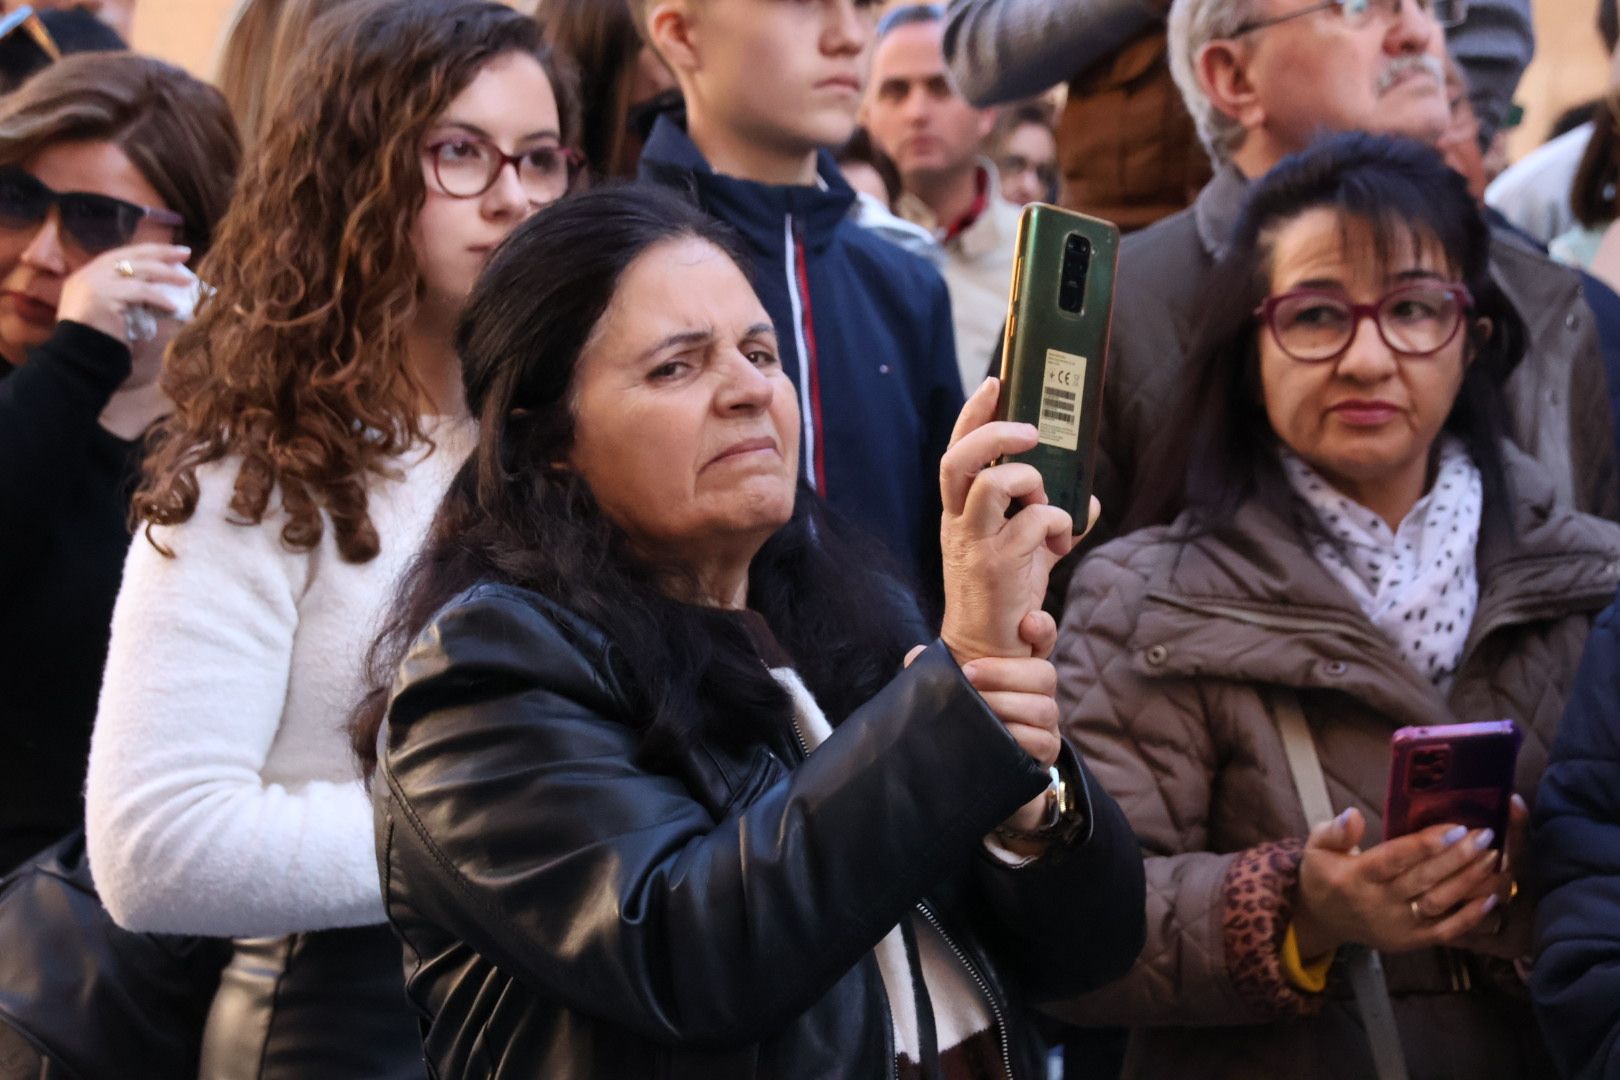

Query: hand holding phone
<box><xmin>938</xmin><ymin>377</ymin><xmax>1077</xmax><ymax>663</ymax></box>
<box><xmin>1293</xmin><ymin>805</ymin><xmax>1509</xmax><ymax>959</ymax></box>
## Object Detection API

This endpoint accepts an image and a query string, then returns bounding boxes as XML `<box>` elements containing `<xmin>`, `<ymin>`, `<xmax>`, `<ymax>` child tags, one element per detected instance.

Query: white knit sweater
<box><xmin>85</xmin><ymin>420</ymin><xmax>475</xmax><ymax>936</ymax></box>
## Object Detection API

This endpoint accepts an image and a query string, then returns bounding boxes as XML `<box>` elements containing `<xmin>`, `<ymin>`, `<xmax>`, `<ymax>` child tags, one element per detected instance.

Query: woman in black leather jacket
<box><xmin>353</xmin><ymin>185</ymin><xmax>1145</xmax><ymax>1080</ymax></box>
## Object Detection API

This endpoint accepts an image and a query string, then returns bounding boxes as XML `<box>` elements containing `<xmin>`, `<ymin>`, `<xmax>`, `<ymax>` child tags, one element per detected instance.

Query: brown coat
<box><xmin>1050</xmin><ymin>446</ymin><xmax>1620</xmax><ymax>1080</ymax></box>
<box><xmin>1057</xmin><ymin>31</ymin><xmax>1210</xmax><ymax>232</ymax></box>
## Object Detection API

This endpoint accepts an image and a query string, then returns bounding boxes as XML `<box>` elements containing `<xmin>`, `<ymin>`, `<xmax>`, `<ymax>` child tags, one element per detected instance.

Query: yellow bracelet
<box><xmin>1280</xmin><ymin>922</ymin><xmax>1335</xmax><ymax>993</ymax></box>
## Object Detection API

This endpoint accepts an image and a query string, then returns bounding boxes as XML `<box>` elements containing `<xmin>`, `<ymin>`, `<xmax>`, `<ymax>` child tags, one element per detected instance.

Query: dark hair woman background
<box><xmin>0</xmin><ymin>48</ymin><xmax>238</xmax><ymax>1079</ymax></box>
<box><xmin>1048</xmin><ymin>133</ymin><xmax>1620</xmax><ymax>1079</ymax></box>
<box><xmin>355</xmin><ymin>183</ymin><xmax>1145</xmax><ymax>1079</ymax></box>
<box><xmin>536</xmin><ymin>0</ymin><xmax>675</xmax><ymax>180</ymax></box>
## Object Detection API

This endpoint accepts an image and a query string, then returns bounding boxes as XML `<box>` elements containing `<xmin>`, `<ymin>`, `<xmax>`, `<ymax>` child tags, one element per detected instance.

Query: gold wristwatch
<box><xmin>993</xmin><ymin>764</ymin><xmax>1086</xmax><ymax>844</ymax></box>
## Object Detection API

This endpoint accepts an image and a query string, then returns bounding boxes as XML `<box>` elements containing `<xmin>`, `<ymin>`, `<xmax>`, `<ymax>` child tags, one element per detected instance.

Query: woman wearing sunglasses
<box><xmin>83</xmin><ymin>2</ymin><xmax>579</xmax><ymax>1074</ymax></box>
<box><xmin>0</xmin><ymin>51</ymin><xmax>237</xmax><ymax>875</ymax></box>
<box><xmin>1045</xmin><ymin>133</ymin><xmax>1620</xmax><ymax>1079</ymax></box>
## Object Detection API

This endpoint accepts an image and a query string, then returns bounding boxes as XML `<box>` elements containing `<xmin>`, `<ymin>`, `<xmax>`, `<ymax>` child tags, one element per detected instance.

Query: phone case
<box><xmin>995</xmin><ymin>203</ymin><xmax>1119</xmax><ymax>524</ymax></box>
<box><xmin>1383</xmin><ymin>720</ymin><xmax>1521</xmax><ymax>849</ymax></box>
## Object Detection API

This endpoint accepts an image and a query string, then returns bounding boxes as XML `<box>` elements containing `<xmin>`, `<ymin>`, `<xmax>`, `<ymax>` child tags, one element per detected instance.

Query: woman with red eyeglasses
<box><xmin>0</xmin><ymin>51</ymin><xmax>238</xmax><ymax>875</ymax></box>
<box><xmin>82</xmin><ymin>2</ymin><xmax>579</xmax><ymax>1075</ymax></box>
<box><xmin>1044</xmin><ymin>133</ymin><xmax>1620</xmax><ymax>1079</ymax></box>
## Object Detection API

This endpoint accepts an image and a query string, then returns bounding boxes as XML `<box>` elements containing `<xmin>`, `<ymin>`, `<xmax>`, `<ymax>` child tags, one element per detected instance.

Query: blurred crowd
<box><xmin>0</xmin><ymin>0</ymin><xmax>1618</xmax><ymax>1078</ymax></box>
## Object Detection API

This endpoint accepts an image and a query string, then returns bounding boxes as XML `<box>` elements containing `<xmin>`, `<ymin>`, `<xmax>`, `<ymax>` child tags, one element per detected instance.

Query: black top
<box><xmin>0</xmin><ymin>321</ymin><xmax>144</xmax><ymax>873</ymax></box>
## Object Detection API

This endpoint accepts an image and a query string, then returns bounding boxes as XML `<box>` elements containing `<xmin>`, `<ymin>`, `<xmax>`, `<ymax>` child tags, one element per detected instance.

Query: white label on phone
<box><xmin>1037</xmin><ymin>348</ymin><xmax>1086</xmax><ymax>450</ymax></box>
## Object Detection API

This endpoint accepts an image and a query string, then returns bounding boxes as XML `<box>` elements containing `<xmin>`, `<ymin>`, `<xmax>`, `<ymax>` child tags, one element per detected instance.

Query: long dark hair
<box><xmin>1571</xmin><ymin>92</ymin><xmax>1620</xmax><ymax>230</ymax></box>
<box><xmin>352</xmin><ymin>184</ymin><xmax>918</xmax><ymax>772</ymax></box>
<box><xmin>536</xmin><ymin>0</ymin><xmax>646</xmax><ymax>179</ymax></box>
<box><xmin>1129</xmin><ymin>132</ymin><xmax>1523</xmax><ymax>535</ymax></box>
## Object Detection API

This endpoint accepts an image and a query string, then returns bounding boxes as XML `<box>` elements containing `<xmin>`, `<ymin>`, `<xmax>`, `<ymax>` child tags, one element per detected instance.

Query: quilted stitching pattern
<box><xmin>1050</xmin><ymin>475</ymin><xmax>1620</xmax><ymax>1075</ymax></box>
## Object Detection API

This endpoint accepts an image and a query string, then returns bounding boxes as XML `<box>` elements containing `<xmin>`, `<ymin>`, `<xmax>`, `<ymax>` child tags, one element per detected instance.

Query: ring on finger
<box><xmin>115</xmin><ymin>259</ymin><xmax>136</xmax><ymax>279</ymax></box>
<box><xmin>1409</xmin><ymin>899</ymin><xmax>1427</xmax><ymax>923</ymax></box>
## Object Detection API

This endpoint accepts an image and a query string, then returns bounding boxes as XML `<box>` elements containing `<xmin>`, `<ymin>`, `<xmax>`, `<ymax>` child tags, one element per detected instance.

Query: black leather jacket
<box><xmin>374</xmin><ymin>584</ymin><xmax>1146</xmax><ymax>1079</ymax></box>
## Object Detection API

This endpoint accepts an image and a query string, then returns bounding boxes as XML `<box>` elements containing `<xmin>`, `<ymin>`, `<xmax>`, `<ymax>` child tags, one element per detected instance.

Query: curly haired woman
<box><xmin>83</xmin><ymin>1</ymin><xmax>579</xmax><ymax>1073</ymax></box>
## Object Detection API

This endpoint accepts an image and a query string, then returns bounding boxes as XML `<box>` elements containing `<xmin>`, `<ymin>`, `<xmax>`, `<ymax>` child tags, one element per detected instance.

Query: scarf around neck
<box><xmin>1279</xmin><ymin>436</ymin><xmax>1482</xmax><ymax>689</ymax></box>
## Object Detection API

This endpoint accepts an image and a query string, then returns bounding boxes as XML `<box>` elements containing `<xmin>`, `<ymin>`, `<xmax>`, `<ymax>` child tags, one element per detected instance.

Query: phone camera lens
<box><xmin>1059</xmin><ymin>279</ymin><xmax>1083</xmax><ymax>314</ymax></box>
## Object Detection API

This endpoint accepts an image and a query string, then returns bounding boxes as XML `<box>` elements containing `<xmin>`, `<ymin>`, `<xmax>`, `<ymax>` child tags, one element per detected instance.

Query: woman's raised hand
<box><xmin>1292</xmin><ymin>807</ymin><xmax>1513</xmax><ymax>959</ymax></box>
<box><xmin>938</xmin><ymin>376</ymin><xmax>1087</xmax><ymax>664</ymax></box>
<box><xmin>56</xmin><ymin>243</ymin><xmax>195</xmax><ymax>388</ymax></box>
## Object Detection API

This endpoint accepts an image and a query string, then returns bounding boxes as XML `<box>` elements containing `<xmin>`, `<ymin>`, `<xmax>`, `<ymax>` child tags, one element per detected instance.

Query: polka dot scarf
<box><xmin>1279</xmin><ymin>436</ymin><xmax>1482</xmax><ymax>690</ymax></box>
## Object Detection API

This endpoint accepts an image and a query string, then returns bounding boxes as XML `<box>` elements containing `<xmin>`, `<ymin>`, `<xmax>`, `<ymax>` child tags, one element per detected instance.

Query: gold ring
<box><xmin>1410</xmin><ymin>899</ymin><xmax>1425</xmax><ymax>922</ymax></box>
<box><xmin>1509</xmin><ymin>880</ymin><xmax>1519</xmax><ymax>901</ymax></box>
<box><xmin>115</xmin><ymin>259</ymin><xmax>136</xmax><ymax>278</ymax></box>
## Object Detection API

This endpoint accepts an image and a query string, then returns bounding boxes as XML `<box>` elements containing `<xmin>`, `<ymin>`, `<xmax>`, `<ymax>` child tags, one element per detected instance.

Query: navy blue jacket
<box><xmin>1533</xmin><ymin>584</ymin><xmax>1620</xmax><ymax>1080</ymax></box>
<box><xmin>639</xmin><ymin>116</ymin><xmax>963</xmax><ymax>597</ymax></box>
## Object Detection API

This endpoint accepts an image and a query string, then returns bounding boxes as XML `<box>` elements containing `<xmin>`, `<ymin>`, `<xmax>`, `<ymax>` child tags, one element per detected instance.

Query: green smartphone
<box><xmin>995</xmin><ymin>203</ymin><xmax>1119</xmax><ymax>524</ymax></box>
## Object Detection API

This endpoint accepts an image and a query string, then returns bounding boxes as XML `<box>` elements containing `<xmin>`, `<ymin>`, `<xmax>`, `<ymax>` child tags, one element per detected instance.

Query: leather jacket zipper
<box><xmin>786</xmin><ymin>715</ymin><xmax>898</xmax><ymax>1080</ymax></box>
<box><xmin>914</xmin><ymin>899</ymin><xmax>1015</xmax><ymax>1080</ymax></box>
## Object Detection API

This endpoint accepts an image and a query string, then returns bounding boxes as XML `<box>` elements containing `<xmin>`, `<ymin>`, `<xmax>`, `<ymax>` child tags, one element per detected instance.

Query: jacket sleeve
<box><xmin>0</xmin><ymin>322</ymin><xmax>131</xmax><ymax>580</ymax></box>
<box><xmin>1043</xmin><ymin>544</ymin><xmax>1276</xmax><ymax>1027</ymax></box>
<box><xmin>85</xmin><ymin>459</ymin><xmax>384</xmax><ymax>936</ymax></box>
<box><xmin>1532</xmin><ymin>591</ymin><xmax>1620</xmax><ymax>1080</ymax></box>
<box><xmin>963</xmin><ymin>740</ymin><xmax>1147</xmax><ymax>1003</ymax></box>
<box><xmin>942</xmin><ymin>0</ymin><xmax>1164</xmax><ymax>106</ymax></box>
<box><xmin>377</xmin><ymin>591</ymin><xmax>1053</xmax><ymax>1046</ymax></box>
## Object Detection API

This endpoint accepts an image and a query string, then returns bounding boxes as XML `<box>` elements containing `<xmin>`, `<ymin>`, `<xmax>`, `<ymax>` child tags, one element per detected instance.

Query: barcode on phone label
<box><xmin>1037</xmin><ymin>348</ymin><xmax>1086</xmax><ymax>450</ymax></box>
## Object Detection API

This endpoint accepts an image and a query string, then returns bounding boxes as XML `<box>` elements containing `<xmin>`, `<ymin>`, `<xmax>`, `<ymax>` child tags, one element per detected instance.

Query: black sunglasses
<box><xmin>0</xmin><ymin>166</ymin><xmax>184</xmax><ymax>255</ymax></box>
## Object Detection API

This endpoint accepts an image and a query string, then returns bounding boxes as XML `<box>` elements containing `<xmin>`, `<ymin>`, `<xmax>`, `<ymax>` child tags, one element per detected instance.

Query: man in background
<box><xmin>863</xmin><ymin>2</ymin><xmax>1020</xmax><ymax>392</ymax></box>
<box><xmin>943</xmin><ymin>0</ymin><xmax>1532</xmax><ymax>230</ymax></box>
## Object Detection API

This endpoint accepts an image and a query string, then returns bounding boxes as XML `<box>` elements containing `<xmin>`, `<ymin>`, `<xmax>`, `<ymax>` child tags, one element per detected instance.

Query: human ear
<box><xmin>647</xmin><ymin>0</ymin><xmax>701</xmax><ymax>83</ymax></box>
<box><xmin>1196</xmin><ymin>40</ymin><xmax>1264</xmax><ymax>132</ymax></box>
<box><xmin>974</xmin><ymin>107</ymin><xmax>997</xmax><ymax>143</ymax></box>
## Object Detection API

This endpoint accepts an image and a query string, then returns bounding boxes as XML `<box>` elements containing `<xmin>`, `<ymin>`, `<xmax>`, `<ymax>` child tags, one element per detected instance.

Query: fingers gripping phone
<box><xmin>994</xmin><ymin>204</ymin><xmax>1119</xmax><ymax>523</ymax></box>
<box><xmin>1383</xmin><ymin>720</ymin><xmax>1521</xmax><ymax>850</ymax></box>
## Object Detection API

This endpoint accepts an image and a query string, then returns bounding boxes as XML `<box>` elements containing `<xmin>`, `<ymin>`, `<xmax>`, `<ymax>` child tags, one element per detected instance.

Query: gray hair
<box><xmin>1167</xmin><ymin>0</ymin><xmax>1260</xmax><ymax>164</ymax></box>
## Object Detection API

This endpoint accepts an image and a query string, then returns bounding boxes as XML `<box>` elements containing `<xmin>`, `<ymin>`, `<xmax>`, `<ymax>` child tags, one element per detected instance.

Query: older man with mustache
<box><xmin>1075</xmin><ymin>0</ymin><xmax>1618</xmax><ymax>568</ymax></box>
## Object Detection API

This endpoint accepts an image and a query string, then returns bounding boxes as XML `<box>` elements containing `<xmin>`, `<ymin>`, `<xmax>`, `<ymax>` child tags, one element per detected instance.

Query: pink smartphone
<box><xmin>1383</xmin><ymin>720</ymin><xmax>1521</xmax><ymax>850</ymax></box>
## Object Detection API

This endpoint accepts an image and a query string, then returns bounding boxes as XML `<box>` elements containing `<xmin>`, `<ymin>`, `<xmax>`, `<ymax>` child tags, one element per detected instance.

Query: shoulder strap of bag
<box><xmin>1271</xmin><ymin>687</ymin><xmax>1411</xmax><ymax>1080</ymax></box>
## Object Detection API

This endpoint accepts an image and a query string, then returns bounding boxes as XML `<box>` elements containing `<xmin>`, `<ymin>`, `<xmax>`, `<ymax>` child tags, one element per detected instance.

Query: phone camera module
<box><xmin>1058</xmin><ymin>233</ymin><xmax>1091</xmax><ymax>314</ymax></box>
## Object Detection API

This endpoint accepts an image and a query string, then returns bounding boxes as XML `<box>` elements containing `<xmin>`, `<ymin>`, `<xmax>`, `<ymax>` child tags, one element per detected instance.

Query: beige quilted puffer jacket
<box><xmin>1049</xmin><ymin>446</ymin><xmax>1620</xmax><ymax>1080</ymax></box>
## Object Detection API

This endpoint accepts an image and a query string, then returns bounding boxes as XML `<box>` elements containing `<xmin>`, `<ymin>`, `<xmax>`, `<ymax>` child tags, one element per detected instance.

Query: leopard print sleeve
<box><xmin>1221</xmin><ymin>838</ymin><xmax>1329</xmax><ymax>1018</ymax></box>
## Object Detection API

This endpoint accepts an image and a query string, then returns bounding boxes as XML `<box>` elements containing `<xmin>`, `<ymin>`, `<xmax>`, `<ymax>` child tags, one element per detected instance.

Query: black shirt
<box><xmin>0</xmin><ymin>321</ymin><xmax>144</xmax><ymax>873</ymax></box>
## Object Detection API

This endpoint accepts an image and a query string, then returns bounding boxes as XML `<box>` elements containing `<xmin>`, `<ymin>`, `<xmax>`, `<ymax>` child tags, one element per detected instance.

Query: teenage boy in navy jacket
<box><xmin>634</xmin><ymin>0</ymin><xmax>963</xmax><ymax>599</ymax></box>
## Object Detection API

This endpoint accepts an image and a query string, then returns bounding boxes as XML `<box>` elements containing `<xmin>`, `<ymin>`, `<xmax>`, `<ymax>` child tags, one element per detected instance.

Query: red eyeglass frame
<box><xmin>1254</xmin><ymin>282</ymin><xmax>1475</xmax><ymax>362</ymax></box>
